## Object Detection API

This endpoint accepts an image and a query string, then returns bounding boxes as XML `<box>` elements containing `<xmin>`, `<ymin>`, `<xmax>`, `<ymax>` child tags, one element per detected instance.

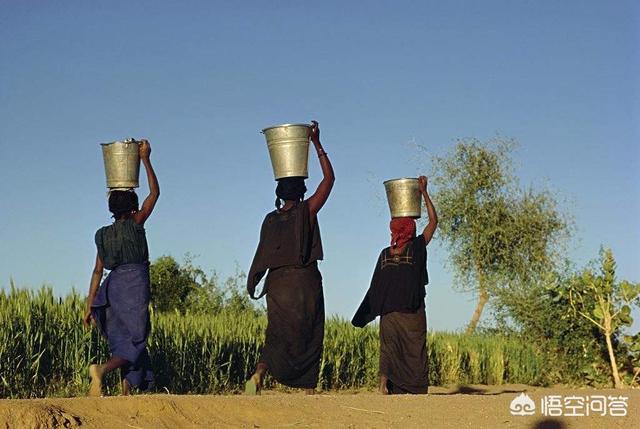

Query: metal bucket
<box><xmin>384</xmin><ymin>178</ymin><xmax>421</xmax><ymax>218</ymax></box>
<box><xmin>101</xmin><ymin>139</ymin><xmax>140</xmax><ymax>189</ymax></box>
<box><xmin>262</xmin><ymin>123</ymin><xmax>311</xmax><ymax>180</ymax></box>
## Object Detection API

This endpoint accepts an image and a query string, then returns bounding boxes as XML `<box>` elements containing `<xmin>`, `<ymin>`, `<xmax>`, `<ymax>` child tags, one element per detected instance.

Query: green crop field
<box><xmin>0</xmin><ymin>287</ymin><xmax>543</xmax><ymax>398</ymax></box>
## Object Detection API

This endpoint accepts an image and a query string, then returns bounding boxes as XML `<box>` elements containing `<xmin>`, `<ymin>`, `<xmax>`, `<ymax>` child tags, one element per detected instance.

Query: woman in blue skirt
<box><xmin>83</xmin><ymin>140</ymin><xmax>159</xmax><ymax>396</ymax></box>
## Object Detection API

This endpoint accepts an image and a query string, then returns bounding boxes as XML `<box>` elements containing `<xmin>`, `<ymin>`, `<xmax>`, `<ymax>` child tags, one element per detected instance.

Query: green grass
<box><xmin>0</xmin><ymin>287</ymin><xmax>544</xmax><ymax>398</ymax></box>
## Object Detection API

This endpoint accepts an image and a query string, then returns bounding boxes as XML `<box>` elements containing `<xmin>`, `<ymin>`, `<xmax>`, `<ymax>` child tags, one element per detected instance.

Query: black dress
<box><xmin>352</xmin><ymin>235</ymin><xmax>429</xmax><ymax>394</ymax></box>
<box><xmin>247</xmin><ymin>201</ymin><xmax>324</xmax><ymax>389</ymax></box>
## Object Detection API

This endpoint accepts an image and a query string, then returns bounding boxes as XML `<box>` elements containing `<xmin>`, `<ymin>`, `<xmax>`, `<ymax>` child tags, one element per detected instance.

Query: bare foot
<box><xmin>121</xmin><ymin>378</ymin><xmax>131</xmax><ymax>396</ymax></box>
<box><xmin>252</xmin><ymin>372</ymin><xmax>263</xmax><ymax>391</ymax></box>
<box><xmin>89</xmin><ymin>364</ymin><xmax>103</xmax><ymax>397</ymax></box>
<box><xmin>379</xmin><ymin>376</ymin><xmax>389</xmax><ymax>395</ymax></box>
<box><xmin>245</xmin><ymin>373</ymin><xmax>262</xmax><ymax>395</ymax></box>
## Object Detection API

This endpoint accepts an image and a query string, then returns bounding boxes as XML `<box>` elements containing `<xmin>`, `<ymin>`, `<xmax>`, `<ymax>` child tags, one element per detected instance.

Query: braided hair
<box><xmin>275</xmin><ymin>177</ymin><xmax>307</xmax><ymax>209</ymax></box>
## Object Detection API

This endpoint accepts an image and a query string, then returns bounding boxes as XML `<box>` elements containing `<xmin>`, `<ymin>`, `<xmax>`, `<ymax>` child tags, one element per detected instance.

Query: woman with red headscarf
<box><xmin>352</xmin><ymin>176</ymin><xmax>437</xmax><ymax>394</ymax></box>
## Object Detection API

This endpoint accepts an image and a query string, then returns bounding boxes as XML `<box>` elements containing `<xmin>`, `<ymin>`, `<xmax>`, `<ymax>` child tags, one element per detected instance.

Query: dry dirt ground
<box><xmin>0</xmin><ymin>385</ymin><xmax>638</xmax><ymax>429</ymax></box>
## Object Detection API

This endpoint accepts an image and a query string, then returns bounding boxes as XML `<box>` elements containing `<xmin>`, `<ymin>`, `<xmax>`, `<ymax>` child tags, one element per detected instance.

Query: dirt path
<box><xmin>0</xmin><ymin>385</ymin><xmax>637</xmax><ymax>429</ymax></box>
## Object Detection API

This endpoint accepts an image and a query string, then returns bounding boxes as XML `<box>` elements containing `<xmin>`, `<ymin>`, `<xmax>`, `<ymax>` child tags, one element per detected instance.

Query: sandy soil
<box><xmin>0</xmin><ymin>385</ymin><xmax>637</xmax><ymax>429</ymax></box>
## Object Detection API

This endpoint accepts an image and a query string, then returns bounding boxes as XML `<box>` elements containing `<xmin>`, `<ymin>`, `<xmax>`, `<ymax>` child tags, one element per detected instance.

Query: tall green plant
<box><xmin>559</xmin><ymin>249</ymin><xmax>640</xmax><ymax>388</ymax></box>
<box><xmin>494</xmin><ymin>269</ymin><xmax>608</xmax><ymax>385</ymax></box>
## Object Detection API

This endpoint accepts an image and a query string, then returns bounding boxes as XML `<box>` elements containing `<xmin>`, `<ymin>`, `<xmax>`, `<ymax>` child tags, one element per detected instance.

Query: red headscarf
<box><xmin>390</xmin><ymin>217</ymin><xmax>416</xmax><ymax>249</ymax></box>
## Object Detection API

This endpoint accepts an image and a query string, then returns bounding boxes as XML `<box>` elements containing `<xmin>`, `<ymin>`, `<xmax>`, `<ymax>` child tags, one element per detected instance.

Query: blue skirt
<box><xmin>91</xmin><ymin>262</ymin><xmax>154</xmax><ymax>390</ymax></box>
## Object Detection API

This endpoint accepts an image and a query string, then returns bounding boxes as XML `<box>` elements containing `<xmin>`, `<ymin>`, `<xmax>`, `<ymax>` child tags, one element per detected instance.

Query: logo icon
<box><xmin>510</xmin><ymin>393</ymin><xmax>536</xmax><ymax>416</ymax></box>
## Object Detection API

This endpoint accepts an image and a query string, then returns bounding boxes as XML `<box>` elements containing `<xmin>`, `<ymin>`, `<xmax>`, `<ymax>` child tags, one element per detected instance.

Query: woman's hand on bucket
<box><xmin>310</xmin><ymin>120</ymin><xmax>320</xmax><ymax>144</ymax></box>
<box><xmin>138</xmin><ymin>139</ymin><xmax>151</xmax><ymax>159</ymax></box>
<box><xmin>419</xmin><ymin>176</ymin><xmax>428</xmax><ymax>193</ymax></box>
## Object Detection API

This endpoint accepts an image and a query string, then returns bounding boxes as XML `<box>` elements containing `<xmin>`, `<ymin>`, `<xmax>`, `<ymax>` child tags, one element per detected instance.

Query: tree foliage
<box><xmin>149</xmin><ymin>255</ymin><xmax>261</xmax><ymax>316</ymax></box>
<box><xmin>149</xmin><ymin>255</ymin><xmax>198</xmax><ymax>313</ymax></box>
<box><xmin>429</xmin><ymin>137</ymin><xmax>570</xmax><ymax>333</ymax></box>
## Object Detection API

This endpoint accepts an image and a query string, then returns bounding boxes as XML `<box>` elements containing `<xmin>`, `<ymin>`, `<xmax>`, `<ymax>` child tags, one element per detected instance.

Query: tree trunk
<box><xmin>603</xmin><ymin>317</ymin><xmax>623</xmax><ymax>388</ymax></box>
<box><xmin>466</xmin><ymin>288</ymin><xmax>489</xmax><ymax>335</ymax></box>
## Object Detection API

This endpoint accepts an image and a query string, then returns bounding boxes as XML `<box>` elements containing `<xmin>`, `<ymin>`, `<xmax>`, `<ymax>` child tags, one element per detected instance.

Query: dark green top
<box><xmin>95</xmin><ymin>218</ymin><xmax>149</xmax><ymax>270</ymax></box>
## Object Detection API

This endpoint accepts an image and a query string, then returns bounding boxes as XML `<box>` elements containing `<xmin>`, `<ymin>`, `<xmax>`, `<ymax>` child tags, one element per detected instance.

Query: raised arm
<box><xmin>133</xmin><ymin>139</ymin><xmax>160</xmax><ymax>225</ymax></box>
<box><xmin>83</xmin><ymin>253</ymin><xmax>104</xmax><ymax>327</ymax></box>
<box><xmin>419</xmin><ymin>176</ymin><xmax>438</xmax><ymax>245</ymax></box>
<box><xmin>306</xmin><ymin>121</ymin><xmax>335</xmax><ymax>218</ymax></box>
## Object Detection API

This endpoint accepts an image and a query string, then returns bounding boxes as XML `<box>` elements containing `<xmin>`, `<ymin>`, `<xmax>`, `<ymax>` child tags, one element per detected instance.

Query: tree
<box><xmin>185</xmin><ymin>266</ymin><xmax>259</xmax><ymax>316</ymax></box>
<box><xmin>149</xmin><ymin>255</ymin><xmax>262</xmax><ymax>316</ymax></box>
<box><xmin>429</xmin><ymin>138</ymin><xmax>570</xmax><ymax>334</ymax></box>
<box><xmin>149</xmin><ymin>255</ymin><xmax>198</xmax><ymax>312</ymax></box>
<box><xmin>559</xmin><ymin>249</ymin><xmax>640</xmax><ymax>388</ymax></box>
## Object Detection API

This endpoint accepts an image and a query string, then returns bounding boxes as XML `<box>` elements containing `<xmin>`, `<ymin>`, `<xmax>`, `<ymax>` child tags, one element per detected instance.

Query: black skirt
<box><xmin>379</xmin><ymin>305</ymin><xmax>428</xmax><ymax>394</ymax></box>
<box><xmin>260</xmin><ymin>262</ymin><xmax>324</xmax><ymax>389</ymax></box>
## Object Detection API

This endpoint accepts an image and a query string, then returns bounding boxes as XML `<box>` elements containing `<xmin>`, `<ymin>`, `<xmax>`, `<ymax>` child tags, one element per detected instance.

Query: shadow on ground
<box><xmin>431</xmin><ymin>384</ymin><xmax>525</xmax><ymax>396</ymax></box>
<box><xmin>531</xmin><ymin>418</ymin><xmax>566</xmax><ymax>429</ymax></box>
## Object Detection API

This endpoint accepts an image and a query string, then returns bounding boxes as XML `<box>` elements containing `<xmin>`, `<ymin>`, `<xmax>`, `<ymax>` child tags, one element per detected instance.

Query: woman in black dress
<box><xmin>83</xmin><ymin>140</ymin><xmax>159</xmax><ymax>396</ymax></box>
<box><xmin>352</xmin><ymin>176</ymin><xmax>437</xmax><ymax>394</ymax></box>
<box><xmin>246</xmin><ymin>121</ymin><xmax>334</xmax><ymax>394</ymax></box>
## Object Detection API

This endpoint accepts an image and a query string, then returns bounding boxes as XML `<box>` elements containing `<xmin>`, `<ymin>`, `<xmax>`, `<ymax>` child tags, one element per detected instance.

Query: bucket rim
<box><xmin>383</xmin><ymin>177</ymin><xmax>419</xmax><ymax>185</ymax></box>
<box><xmin>100</xmin><ymin>138</ymin><xmax>137</xmax><ymax>146</ymax></box>
<box><xmin>261</xmin><ymin>123</ymin><xmax>311</xmax><ymax>133</ymax></box>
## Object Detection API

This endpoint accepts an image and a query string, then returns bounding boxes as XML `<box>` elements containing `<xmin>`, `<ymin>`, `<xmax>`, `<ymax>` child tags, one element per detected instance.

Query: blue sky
<box><xmin>0</xmin><ymin>0</ymin><xmax>638</xmax><ymax>331</ymax></box>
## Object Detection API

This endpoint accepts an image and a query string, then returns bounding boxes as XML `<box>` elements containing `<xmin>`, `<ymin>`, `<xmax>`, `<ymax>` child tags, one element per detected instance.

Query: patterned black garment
<box><xmin>352</xmin><ymin>235</ymin><xmax>428</xmax><ymax>327</ymax></box>
<box><xmin>247</xmin><ymin>201</ymin><xmax>324</xmax><ymax>388</ymax></box>
<box><xmin>351</xmin><ymin>235</ymin><xmax>429</xmax><ymax>394</ymax></box>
